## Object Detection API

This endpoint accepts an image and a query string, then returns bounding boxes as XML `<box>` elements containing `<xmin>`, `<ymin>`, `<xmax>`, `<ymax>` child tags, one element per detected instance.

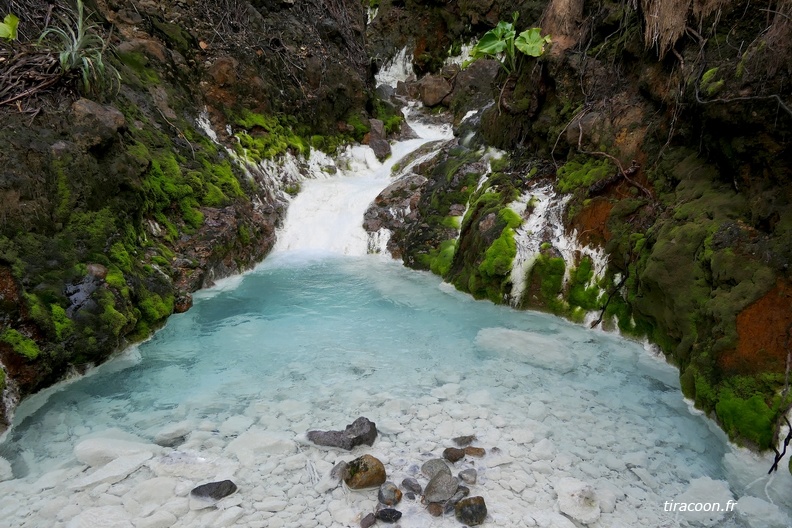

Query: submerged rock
<box><xmin>307</xmin><ymin>416</ymin><xmax>378</xmax><ymax>450</ymax></box>
<box><xmin>443</xmin><ymin>447</ymin><xmax>465</xmax><ymax>463</ymax></box>
<box><xmin>378</xmin><ymin>481</ymin><xmax>402</xmax><ymax>506</ymax></box>
<box><xmin>455</xmin><ymin>496</ymin><xmax>487</xmax><ymax>526</ymax></box>
<box><xmin>190</xmin><ymin>479</ymin><xmax>238</xmax><ymax>510</ymax></box>
<box><xmin>555</xmin><ymin>477</ymin><xmax>600</xmax><ymax>525</ymax></box>
<box><xmin>344</xmin><ymin>454</ymin><xmax>387</xmax><ymax>489</ymax></box>
<box><xmin>452</xmin><ymin>434</ymin><xmax>476</xmax><ymax>446</ymax></box>
<box><xmin>424</xmin><ymin>472</ymin><xmax>458</xmax><ymax>503</ymax></box>
<box><xmin>401</xmin><ymin>477</ymin><xmax>422</xmax><ymax>494</ymax></box>
<box><xmin>360</xmin><ymin>512</ymin><xmax>377</xmax><ymax>528</ymax></box>
<box><xmin>459</xmin><ymin>468</ymin><xmax>477</xmax><ymax>485</ymax></box>
<box><xmin>375</xmin><ymin>508</ymin><xmax>402</xmax><ymax>523</ymax></box>
<box><xmin>421</xmin><ymin>458</ymin><xmax>451</xmax><ymax>479</ymax></box>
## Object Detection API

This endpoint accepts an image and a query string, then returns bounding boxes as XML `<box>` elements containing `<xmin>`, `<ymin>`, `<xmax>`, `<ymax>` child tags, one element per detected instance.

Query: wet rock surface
<box><xmin>307</xmin><ymin>416</ymin><xmax>378</xmax><ymax>450</ymax></box>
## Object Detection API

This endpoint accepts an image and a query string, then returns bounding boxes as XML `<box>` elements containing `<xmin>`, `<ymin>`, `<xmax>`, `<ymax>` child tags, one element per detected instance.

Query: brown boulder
<box><xmin>418</xmin><ymin>75</ymin><xmax>452</xmax><ymax>107</ymax></box>
<box><xmin>344</xmin><ymin>454</ymin><xmax>386</xmax><ymax>489</ymax></box>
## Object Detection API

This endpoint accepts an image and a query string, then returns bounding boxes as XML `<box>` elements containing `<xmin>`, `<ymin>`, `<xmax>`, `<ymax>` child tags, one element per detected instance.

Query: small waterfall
<box><xmin>273</xmin><ymin>111</ymin><xmax>452</xmax><ymax>257</ymax></box>
<box><xmin>509</xmin><ymin>182</ymin><xmax>608</xmax><ymax>317</ymax></box>
<box><xmin>375</xmin><ymin>47</ymin><xmax>415</xmax><ymax>87</ymax></box>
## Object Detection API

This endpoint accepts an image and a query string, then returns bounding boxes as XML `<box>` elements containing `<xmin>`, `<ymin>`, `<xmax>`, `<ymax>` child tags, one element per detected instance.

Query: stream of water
<box><xmin>0</xmin><ymin>115</ymin><xmax>790</xmax><ymax>528</ymax></box>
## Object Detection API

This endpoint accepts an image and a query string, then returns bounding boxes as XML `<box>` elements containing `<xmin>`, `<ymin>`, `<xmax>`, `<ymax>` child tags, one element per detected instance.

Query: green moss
<box><xmin>428</xmin><ymin>239</ymin><xmax>457</xmax><ymax>276</ymax></box>
<box><xmin>479</xmin><ymin>226</ymin><xmax>517</xmax><ymax>278</ymax></box>
<box><xmin>556</xmin><ymin>158</ymin><xmax>613</xmax><ymax>194</ymax></box>
<box><xmin>51</xmin><ymin>304</ymin><xmax>73</xmax><ymax>340</ymax></box>
<box><xmin>699</xmin><ymin>67</ymin><xmax>724</xmax><ymax>96</ymax></box>
<box><xmin>0</xmin><ymin>368</ymin><xmax>5</xmax><ymax>391</ymax></box>
<box><xmin>238</xmin><ymin>224</ymin><xmax>251</xmax><ymax>245</ymax></box>
<box><xmin>139</xmin><ymin>291</ymin><xmax>174</xmax><ymax>323</ymax></box>
<box><xmin>0</xmin><ymin>329</ymin><xmax>41</xmax><ymax>360</ymax></box>
<box><xmin>715</xmin><ymin>389</ymin><xmax>776</xmax><ymax>449</ymax></box>
<box><xmin>529</xmin><ymin>254</ymin><xmax>566</xmax><ymax>314</ymax></box>
<box><xmin>346</xmin><ymin>113</ymin><xmax>370</xmax><ymax>142</ymax></box>
<box><xmin>179</xmin><ymin>198</ymin><xmax>204</xmax><ymax>229</ymax></box>
<box><xmin>100</xmin><ymin>296</ymin><xmax>128</xmax><ymax>338</ymax></box>
<box><xmin>117</xmin><ymin>51</ymin><xmax>160</xmax><ymax>85</ymax></box>
<box><xmin>567</xmin><ymin>257</ymin><xmax>600</xmax><ymax>311</ymax></box>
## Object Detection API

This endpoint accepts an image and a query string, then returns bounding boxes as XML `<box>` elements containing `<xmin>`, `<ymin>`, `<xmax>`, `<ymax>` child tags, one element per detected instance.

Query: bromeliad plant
<box><xmin>470</xmin><ymin>12</ymin><xmax>551</xmax><ymax>74</ymax></box>
<box><xmin>38</xmin><ymin>0</ymin><xmax>119</xmax><ymax>96</ymax></box>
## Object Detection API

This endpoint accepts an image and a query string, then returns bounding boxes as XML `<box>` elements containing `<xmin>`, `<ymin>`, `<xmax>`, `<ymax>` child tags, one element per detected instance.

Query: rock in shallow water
<box><xmin>459</xmin><ymin>468</ymin><xmax>477</xmax><ymax>485</ymax></box>
<box><xmin>421</xmin><ymin>458</ymin><xmax>451</xmax><ymax>479</ymax></box>
<box><xmin>375</xmin><ymin>508</ymin><xmax>402</xmax><ymax>523</ymax></box>
<box><xmin>555</xmin><ymin>477</ymin><xmax>600</xmax><ymax>525</ymax></box>
<box><xmin>360</xmin><ymin>512</ymin><xmax>376</xmax><ymax>528</ymax></box>
<box><xmin>443</xmin><ymin>447</ymin><xmax>465</xmax><ymax>463</ymax></box>
<box><xmin>344</xmin><ymin>454</ymin><xmax>387</xmax><ymax>489</ymax></box>
<box><xmin>455</xmin><ymin>496</ymin><xmax>487</xmax><ymax>526</ymax></box>
<box><xmin>401</xmin><ymin>477</ymin><xmax>422</xmax><ymax>494</ymax></box>
<box><xmin>307</xmin><ymin>417</ymin><xmax>377</xmax><ymax>450</ymax></box>
<box><xmin>424</xmin><ymin>472</ymin><xmax>459</xmax><ymax>503</ymax></box>
<box><xmin>378</xmin><ymin>481</ymin><xmax>402</xmax><ymax>506</ymax></box>
<box><xmin>191</xmin><ymin>480</ymin><xmax>238</xmax><ymax>501</ymax></box>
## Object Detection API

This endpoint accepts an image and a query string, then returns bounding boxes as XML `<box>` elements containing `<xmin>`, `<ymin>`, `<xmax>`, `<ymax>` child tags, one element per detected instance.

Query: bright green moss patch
<box><xmin>715</xmin><ymin>390</ymin><xmax>776</xmax><ymax>449</ymax></box>
<box><xmin>567</xmin><ymin>257</ymin><xmax>600</xmax><ymax>311</ymax></box>
<box><xmin>51</xmin><ymin>304</ymin><xmax>73</xmax><ymax>340</ymax></box>
<box><xmin>0</xmin><ymin>368</ymin><xmax>5</xmax><ymax>391</ymax></box>
<box><xmin>528</xmin><ymin>254</ymin><xmax>566</xmax><ymax>314</ymax></box>
<box><xmin>0</xmin><ymin>329</ymin><xmax>41</xmax><ymax>360</ymax></box>
<box><xmin>139</xmin><ymin>291</ymin><xmax>174</xmax><ymax>323</ymax></box>
<box><xmin>480</xmin><ymin>227</ymin><xmax>517</xmax><ymax>278</ymax></box>
<box><xmin>556</xmin><ymin>158</ymin><xmax>613</xmax><ymax>194</ymax></box>
<box><xmin>428</xmin><ymin>240</ymin><xmax>457</xmax><ymax>276</ymax></box>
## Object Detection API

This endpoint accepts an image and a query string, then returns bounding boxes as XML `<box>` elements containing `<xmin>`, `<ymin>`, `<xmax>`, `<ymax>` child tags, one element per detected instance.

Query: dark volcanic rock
<box><xmin>307</xmin><ymin>417</ymin><xmax>377</xmax><ymax>450</ymax></box>
<box><xmin>375</xmin><ymin>508</ymin><xmax>402</xmax><ymax>523</ymax></box>
<box><xmin>191</xmin><ymin>480</ymin><xmax>237</xmax><ymax>501</ymax></box>
<box><xmin>455</xmin><ymin>496</ymin><xmax>487</xmax><ymax>526</ymax></box>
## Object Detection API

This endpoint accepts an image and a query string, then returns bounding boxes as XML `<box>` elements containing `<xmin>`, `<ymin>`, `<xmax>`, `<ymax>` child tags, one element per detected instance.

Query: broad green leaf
<box><xmin>515</xmin><ymin>28</ymin><xmax>551</xmax><ymax>57</ymax></box>
<box><xmin>471</xmin><ymin>29</ymin><xmax>507</xmax><ymax>57</ymax></box>
<box><xmin>1</xmin><ymin>13</ymin><xmax>19</xmax><ymax>40</ymax></box>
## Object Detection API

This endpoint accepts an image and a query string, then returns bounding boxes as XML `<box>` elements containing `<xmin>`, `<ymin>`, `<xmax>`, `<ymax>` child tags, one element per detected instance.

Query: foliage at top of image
<box><xmin>0</xmin><ymin>13</ymin><xmax>19</xmax><ymax>41</ymax></box>
<box><xmin>38</xmin><ymin>0</ymin><xmax>119</xmax><ymax>96</ymax></box>
<box><xmin>470</xmin><ymin>12</ymin><xmax>551</xmax><ymax>74</ymax></box>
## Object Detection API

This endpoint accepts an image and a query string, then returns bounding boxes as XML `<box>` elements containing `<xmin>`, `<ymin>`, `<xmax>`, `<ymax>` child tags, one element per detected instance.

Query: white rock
<box><xmin>257</xmin><ymin>499</ymin><xmax>288</xmax><ymax>512</ymax></box>
<box><xmin>133</xmin><ymin>510</ymin><xmax>177</xmax><ymax>528</ymax></box>
<box><xmin>511</xmin><ymin>429</ymin><xmax>535</xmax><ymax>444</ymax></box>
<box><xmin>378</xmin><ymin>418</ymin><xmax>405</xmax><ymax>434</ymax></box>
<box><xmin>530</xmin><ymin>511</ymin><xmax>578</xmax><ymax>528</ymax></box>
<box><xmin>153</xmin><ymin>421</ymin><xmax>194</xmax><ymax>446</ymax></box>
<box><xmin>630</xmin><ymin>467</ymin><xmax>658</xmax><ymax>490</ymax></box>
<box><xmin>215</xmin><ymin>506</ymin><xmax>244</xmax><ymax>527</ymax></box>
<box><xmin>527</xmin><ymin>401</ymin><xmax>547</xmax><ymax>420</ymax></box>
<box><xmin>596</xmin><ymin>487</ymin><xmax>618</xmax><ymax>513</ymax></box>
<box><xmin>219</xmin><ymin>415</ymin><xmax>254</xmax><ymax>436</ymax></box>
<box><xmin>123</xmin><ymin>477</ymin><xmax>177</xmax><ymax>517</ymax></box>
<box><xmin>467</xmin><ymin>389</ymin><xmax>494</xmax><ymax>406</ymax></box>
<box><xmin>149</xmin><ymin>451</ymin><xmax>236</xmax><ymax>479</ymax></box>
<box><xmin>0</xmin><ymin>457</ymin><xmax>13</xmax><ymax>482</ymax></box>
<box><xmin>735</xmin><ymin>495</ymin><xmax>790</xmax><ymax>528</ymax></box>
<box><xmin>673</xmin><ymin>477</ymin><xmax>733</xmax><ymax>527</ymax></box>
<box><xmin>226</xmin><ymin>430</ymin><xmax>296</xmax><ymax>464</ymax></box>
<box><xmin>530</xmin><ymin>438</ymin><xmax>555</xmax><ymax>461</ymax></box>
<box><xmin>75</xmin><ymin>439</ymin><xmax>161</xmax><ymax>467</ymax></box>
<box><xmin>66</xmin><ymin>505</ymin><xmax>133</xmax><ymax>528</ymax></box>
<box><xmin>70</xmin><ymin>452</ymin><xmax>153</xmax><ymax>490</ymax></box>
<box><xmin>475</xmin><ymin>328</ymin><xmax>577</xmax><ymax>372</ymax></box>
<box><xmin>555</xmin><ymin>477</ymin><xmax>601</xmax><ymax>525</ymax></box>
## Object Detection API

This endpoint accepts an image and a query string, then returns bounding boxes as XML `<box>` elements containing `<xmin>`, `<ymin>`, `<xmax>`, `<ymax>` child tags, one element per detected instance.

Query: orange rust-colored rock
<box><xmin>719</xmin><ymin>280</ymin><xmax>792</xmax><ymax>375</ymax></box>
<box><xmin>569</xmin><ymin>198</ymin><xmax>613</xmax><ymax>247</ymax></box>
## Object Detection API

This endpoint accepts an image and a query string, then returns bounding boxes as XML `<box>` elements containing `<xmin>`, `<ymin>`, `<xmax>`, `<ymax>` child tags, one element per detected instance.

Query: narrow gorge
<box><xmin>0</xmin><ymin>0</ymin><xmax>790</xmax><ymax>526</ymax></box>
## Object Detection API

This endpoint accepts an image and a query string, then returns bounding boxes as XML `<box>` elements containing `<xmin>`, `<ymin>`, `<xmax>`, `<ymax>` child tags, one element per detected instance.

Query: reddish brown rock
<box><xmin>344</xmin><ymin>454</ymin><xmax>387</xmax><ymax>489</ymax></box>
<box><xmin>443</xmin><ymin>447</ymin><xmax>465</xmax><ymax>463</ymax></box>
<box><xmin>464</xmin><ymin>446</ymin><xmax>486</xmax><ymax>458</ymax></box>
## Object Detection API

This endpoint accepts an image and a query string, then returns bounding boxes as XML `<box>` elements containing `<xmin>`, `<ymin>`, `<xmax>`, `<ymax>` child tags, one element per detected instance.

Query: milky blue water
<box><xmin>4</xmin><ymin>251</ymin><xmax>790</xmax><ymax>526</ymax></box>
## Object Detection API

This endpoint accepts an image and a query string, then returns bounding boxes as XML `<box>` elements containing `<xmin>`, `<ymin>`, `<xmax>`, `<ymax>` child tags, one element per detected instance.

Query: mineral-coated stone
<box><xmin>344</xmin><ymin>454</ymin><xmax>387</xmax><ymax>489</ymax></box>
<box><xmin>455</xmin><ymin>496</ymin><xmax>488</xmax><ymax>526</ymax></box>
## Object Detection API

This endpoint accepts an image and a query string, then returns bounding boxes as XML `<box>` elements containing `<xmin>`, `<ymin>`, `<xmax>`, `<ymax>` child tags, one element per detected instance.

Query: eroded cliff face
<box><xmin>365</xmin><ymin>0</ymin><xmax>792</xmax><ymax>449</ymax></box>
<box><xmin>0</xmin><ymin>0</ymin><xmax>373</xmax><ymax>427</ymax></box>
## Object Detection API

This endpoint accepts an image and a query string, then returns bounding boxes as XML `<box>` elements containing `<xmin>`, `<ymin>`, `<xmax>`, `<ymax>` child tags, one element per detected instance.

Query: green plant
<box><xmin>38</xmin><ymin>0</ymin><xmax>119</xmax><ymax>95</ymax></box>
<box><xmin>470</xmin><ymin>13</ymin><xmax>551</xmax><ymax>73</ymax></box>
<box><xmin>0</xmin><ymin>13</ymin><xmax>19</xmax><ymax>41</ymax></box>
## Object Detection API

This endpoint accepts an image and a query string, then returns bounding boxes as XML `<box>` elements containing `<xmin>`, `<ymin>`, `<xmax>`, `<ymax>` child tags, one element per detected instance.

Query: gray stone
<box><xmin>424</xmin><ymin>473</ymin><xmax>459</xmax><ymax>503</ymax></box>
<box><xmin>421</xmin><ymin>459</ymin><xmax>451</xmax><ymax>480</ymax></box>
<box><xmin>369</xmin><ymin>138</ymin><xmax>392</xmax><ymax>161</ymax></box>
<box><xmin>191</xmin><ymin>480</ymin><xmax>237</xmax><ymax>501</ymax></box>
<box><xmin>455</xmin><ymin>496</ymin><xmax>487</xmax><ymax>526</ymax></box>
<box><xmin>370</xmin><ymin>118</ymin><xmax>386</xmax><ymax>139</ymax></box>
<box><xmin>459</xmin><ymin>469</ymin><xmax>477</xmax><ymax>485</ymax></box>
<box><xmin>378</xmin><ymin>481</ymin><xmax>402</xmax><ymax>506</ymax></box>
<box><xmin>401</xmin><ymin>477</ymin><xmax>422</xmax><ymax>494</ymax></box>
<box><xmin>360</xmin><ymin>512</ymin><xmax>376</xmax><ymax>528</ymax></box>
<box><xmin>307</xmin><ymin>417</ymin><xmax>377</xmax><ymax>450</ymax></box>
<box><xmin>452</xmin><ymin>434</ymin><xmax>477</xmax><ymax>446</ymax></box>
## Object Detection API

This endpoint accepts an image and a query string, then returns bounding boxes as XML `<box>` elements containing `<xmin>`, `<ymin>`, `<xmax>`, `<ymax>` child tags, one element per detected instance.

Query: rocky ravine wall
<box><xmin>0</xmin><ymin>0</ymin><xmax>381</xmax><ymax>428</ymax></box>
<box><xmin>365</xmin><ymin>0</ymin><xmax>792</xmax><ymax>451</ymax></box>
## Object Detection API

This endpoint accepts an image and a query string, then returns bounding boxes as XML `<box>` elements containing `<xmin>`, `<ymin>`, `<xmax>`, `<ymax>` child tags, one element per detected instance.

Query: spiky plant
<box><xmin>38</xmin><ymin>0</ymin><xmax>119</xmax><ymax>96</ymax></box>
